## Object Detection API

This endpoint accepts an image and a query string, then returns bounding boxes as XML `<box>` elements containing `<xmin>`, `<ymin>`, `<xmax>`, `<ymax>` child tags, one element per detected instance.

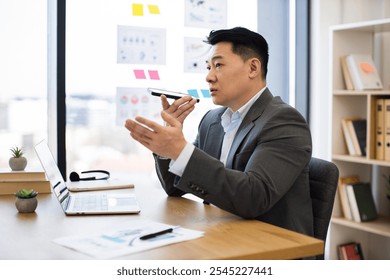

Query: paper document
<box><xmin>53</xmin><ymin>219</ymin><xmax>204</xmax><ymax>259</ymax></box>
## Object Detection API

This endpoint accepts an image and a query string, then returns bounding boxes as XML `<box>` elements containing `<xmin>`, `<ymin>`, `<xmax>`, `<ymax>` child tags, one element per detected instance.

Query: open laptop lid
<box><xmin>35</xmin><ymin>140</ymin><xmax>141</xmax><ymax>215</ymax></box>
<box><xmin>34</xmin><ymin>140</ymin><xmax>70</xmax><ymax>212</ymax></box>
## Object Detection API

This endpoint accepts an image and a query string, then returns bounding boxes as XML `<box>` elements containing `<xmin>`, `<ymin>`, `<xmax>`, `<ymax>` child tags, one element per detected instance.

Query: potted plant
<box><xmin>9</xmin><ymin>146</ymin><xmax>27</xmax><ymax>171</ymax></box>
<box><xmin>14</xmin><ymin>189</ymin><xmax>38</xmax><ymax>213</ymax></box>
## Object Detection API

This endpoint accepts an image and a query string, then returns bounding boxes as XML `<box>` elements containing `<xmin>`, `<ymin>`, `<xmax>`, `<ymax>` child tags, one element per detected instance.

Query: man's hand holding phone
<box><xmin>148</xmin><ymin>88</ymin><xmax>200</xmax><ymax>102</ymax></box>
<box><xmin>124</xmin><ymin>87</ymin><xmax>198</xmax><ymax>159</ymax></box>
<box><xmin>148</xmin><ymin>88</ymin><xmax>198</xmax><ymax>125</ymax></box>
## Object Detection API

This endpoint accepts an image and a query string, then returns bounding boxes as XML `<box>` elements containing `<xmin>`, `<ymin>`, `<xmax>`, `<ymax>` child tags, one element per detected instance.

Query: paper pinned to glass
<box><xmin>53</xmin><ymin>219</ymin><xmax>204</xmax><ymax>259</ymax></box>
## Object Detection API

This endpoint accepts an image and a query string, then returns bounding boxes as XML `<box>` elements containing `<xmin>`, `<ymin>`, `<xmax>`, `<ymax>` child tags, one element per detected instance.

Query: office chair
<box><xmin>309</xmin><ymin>157</ymin><xmax>339</xmax><ymax>260</ymax></box>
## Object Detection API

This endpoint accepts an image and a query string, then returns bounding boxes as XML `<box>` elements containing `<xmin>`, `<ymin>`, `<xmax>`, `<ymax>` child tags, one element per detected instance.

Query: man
<box><xmin>125</xmin><ymin>27</ymin><xmax>313</xmax><ymax>236</ymax></box>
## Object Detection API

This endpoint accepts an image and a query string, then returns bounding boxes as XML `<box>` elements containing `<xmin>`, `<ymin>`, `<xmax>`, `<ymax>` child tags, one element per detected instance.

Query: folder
<box><xmin>375</xmin><ymin>98</ymin><xmax>385</xmax><ymax>160</ymax></box>
<box><xmin>384</xmin><ymin>99</ymin><xmax>390</xmax><ymax>161</ymax></box>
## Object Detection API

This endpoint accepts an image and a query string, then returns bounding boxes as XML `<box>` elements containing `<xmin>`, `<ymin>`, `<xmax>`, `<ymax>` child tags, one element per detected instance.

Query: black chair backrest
<box><xmin>309</xmin><ymin>157</ymin><xmax>339</xmax><ymax>259</ymax></box>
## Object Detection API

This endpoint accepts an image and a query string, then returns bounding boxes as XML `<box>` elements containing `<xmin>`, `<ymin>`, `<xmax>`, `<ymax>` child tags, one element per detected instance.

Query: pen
<box><xmin>139</xmin><ymin>227</ymin><xmax>175</xmax><ymax>240</ymax></box>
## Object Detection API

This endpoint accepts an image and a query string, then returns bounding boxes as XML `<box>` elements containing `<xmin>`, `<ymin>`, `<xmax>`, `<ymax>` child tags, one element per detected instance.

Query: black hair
<box><xmin>204</xmin><ymin>27</ymin><xmax>269</xmax><ymax>79</ymax></box>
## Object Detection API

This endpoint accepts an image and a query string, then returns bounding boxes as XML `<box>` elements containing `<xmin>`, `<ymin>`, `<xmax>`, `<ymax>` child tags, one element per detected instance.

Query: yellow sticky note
<box><xmin>132</xmin><ymin>4</ymin><xmax>144</xmax><ymax>16</ymax></box>
<box><xmin>147</xmin><ymin>5</ymin><xmax>160</xmax><ymax>14</ymax></box>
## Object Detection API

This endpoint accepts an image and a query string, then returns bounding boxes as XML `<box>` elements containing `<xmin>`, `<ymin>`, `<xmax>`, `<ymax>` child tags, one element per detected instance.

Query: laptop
<box><xmin>34</xmin><ymin>140</ymin><xmax>141</xmax><ymax>215</ymax></box>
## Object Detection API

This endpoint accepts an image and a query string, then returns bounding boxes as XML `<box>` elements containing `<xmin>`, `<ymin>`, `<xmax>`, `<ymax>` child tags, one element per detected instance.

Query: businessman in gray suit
<box><xmin>125</xmin><ymin>27</ymin><xmax>313</xmax><ymax>237</ymax></box>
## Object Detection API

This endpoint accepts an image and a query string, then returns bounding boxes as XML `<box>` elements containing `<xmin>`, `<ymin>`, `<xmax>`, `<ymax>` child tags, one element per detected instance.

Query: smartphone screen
<box><xmin>148</xmin><ymin>88</ymin><xmax>200</xmax><ymax>102</ymax></box>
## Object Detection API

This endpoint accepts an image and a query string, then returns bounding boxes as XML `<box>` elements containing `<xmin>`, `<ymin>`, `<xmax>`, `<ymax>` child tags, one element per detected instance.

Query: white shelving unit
<box><xmin>328</xmin><ymin>19</ymin><xmax>390</xmax><ymax>260</ymax></box>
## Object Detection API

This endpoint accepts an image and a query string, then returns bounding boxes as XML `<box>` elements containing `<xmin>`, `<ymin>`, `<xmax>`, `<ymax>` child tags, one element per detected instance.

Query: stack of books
<box><xmin>340</xmin><ymin>54</ymin><xmax>390</xmax><ymax>161</ymax></box>
<box><xmin>337</xmin><ymin>175</ymin><xmax>378</xmax><ymax>222</ymax></box>
<box><xmin>0</xmin><ymin>169</ymin><xmax>51</xmax><ymax>195</ymax></box>
<box><xmin>340</xmin><ymin>54</ymin><xmax>383</xmax><ymax>91</ymax></box>
<box><xmin>341</xmin><ymin>99</ymin><xmax>390</xmax><ymax>161</ymax></box>
<box><xmin>341</xmin><ymin>117</ymin><xmax>367</xmax><ymax>157</ymax></box>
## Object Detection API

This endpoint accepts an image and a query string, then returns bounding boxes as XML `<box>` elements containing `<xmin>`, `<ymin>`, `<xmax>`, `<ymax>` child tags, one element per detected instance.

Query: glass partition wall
<box><xmin>0</xmin><ymin>1</ymin><xmax>307</xmax><ymax>180</ymax></box>
<box><xmin>65</xmin><ymin>0</ymin><xmax>258</xmax><ymax>177</ymax></box>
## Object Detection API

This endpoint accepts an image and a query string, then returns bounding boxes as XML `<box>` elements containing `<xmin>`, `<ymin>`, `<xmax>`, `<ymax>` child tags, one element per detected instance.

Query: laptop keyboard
<box><xmin>72</xmin><ymin>194</ymin><xmax>108</xmax><ymax>211</ymax></box>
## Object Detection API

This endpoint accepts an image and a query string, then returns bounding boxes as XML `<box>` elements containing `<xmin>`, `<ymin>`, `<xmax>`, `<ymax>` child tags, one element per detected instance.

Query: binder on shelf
<box><xmin>345</xmin><ymin>54</ymin><xmax>383</xmax><ymax>91</ymax></box>
<box><xmin>385</xmin><ymin>99</ymin><xmax>390</xmax><ymax>161</ymax></box>
<box><xmin>338</xmin><ymin>175</ymin><xmax>360</xmax><ymax>220</ymax></box>
<box><xmin>346</xmin><ymin>182</ymin><xmax>378</xmax><ymax>222</ymax></box>
<box><xmin>375</xmin><ymin>98</ymin><xmax>385</xmax><ymax>160</ymax></box>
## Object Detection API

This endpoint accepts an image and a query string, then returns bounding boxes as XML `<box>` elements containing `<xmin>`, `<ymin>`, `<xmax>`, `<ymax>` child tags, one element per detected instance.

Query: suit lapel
<box><xmin>225</xmin><ymin>89</ymin><xmax>273</xmax><ymax>168</ymax></box>
<box><xmin>203</xmin><ymin>117</ymin><xmax>225</xmax><ymax>160</ymax></box>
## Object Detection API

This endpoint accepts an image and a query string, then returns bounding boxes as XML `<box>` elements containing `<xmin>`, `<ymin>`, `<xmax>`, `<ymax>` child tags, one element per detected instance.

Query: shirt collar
<box><xmin>221</xmin><ymin>86</ymin><xmax>267</xmax><ymax>130</ymax></box>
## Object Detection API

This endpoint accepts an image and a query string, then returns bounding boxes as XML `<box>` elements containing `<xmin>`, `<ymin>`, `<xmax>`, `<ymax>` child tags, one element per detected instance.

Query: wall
<box><xmin>310</xmin><ymin>0</ymin><xmax>390</xmax><ymax>159</ymax></box>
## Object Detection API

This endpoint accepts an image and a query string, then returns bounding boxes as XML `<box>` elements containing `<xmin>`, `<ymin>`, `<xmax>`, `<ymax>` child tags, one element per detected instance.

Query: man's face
<box><xmin>205</xmin><ymin>42</ymin><xmax>255</xmax><ymax>111</ymax></box>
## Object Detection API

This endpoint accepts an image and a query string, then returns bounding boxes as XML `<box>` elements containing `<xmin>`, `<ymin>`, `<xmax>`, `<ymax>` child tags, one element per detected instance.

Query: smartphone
<box><xmin>148</xmin><ymin>88</ymin><xmax>200</xmax><ymax>103</ymax></box>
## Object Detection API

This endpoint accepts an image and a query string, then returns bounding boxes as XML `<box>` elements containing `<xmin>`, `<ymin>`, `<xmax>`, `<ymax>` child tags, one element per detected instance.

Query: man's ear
<box><xmin>248</xmin><ymin>58</ymin><xmax>261</xmax><ymax>79</ymax></box>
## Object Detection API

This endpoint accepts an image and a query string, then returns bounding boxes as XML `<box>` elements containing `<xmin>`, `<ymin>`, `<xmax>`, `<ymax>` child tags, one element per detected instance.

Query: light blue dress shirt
<box><xmin>169</xmin><ymin>87</ymin><xmax>266</xmax><ymax>176</ymax></box>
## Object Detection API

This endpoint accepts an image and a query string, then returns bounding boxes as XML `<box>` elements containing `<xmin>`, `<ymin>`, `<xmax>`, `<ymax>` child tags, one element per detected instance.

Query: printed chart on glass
<box><xmin>117</xmin><ymin>26</ymin><xmax>166</xmax><ymax>65</ymax></box>
<box><xmin>184</xmin><ymin>0</ymin><xmax>227</xmax><ymax>28</ymax></box>
<box><xmin>116</xmin><ymin>87</ymin><xmax>162</xmax><ymax>126</ymax></box>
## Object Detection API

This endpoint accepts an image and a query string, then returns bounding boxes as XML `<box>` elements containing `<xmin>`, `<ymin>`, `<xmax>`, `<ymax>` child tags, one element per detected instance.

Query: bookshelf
<box><xmin>328</xmin><ymin>19</ymin><xmax>390</xmax><ymax>260</ymax></box>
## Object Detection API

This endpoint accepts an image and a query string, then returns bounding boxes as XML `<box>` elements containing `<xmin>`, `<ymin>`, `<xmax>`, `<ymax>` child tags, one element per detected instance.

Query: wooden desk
<box><xmin>0</xmin><ymin>174</ymin><xmax>323</xmax><ymax>260</ymax></box>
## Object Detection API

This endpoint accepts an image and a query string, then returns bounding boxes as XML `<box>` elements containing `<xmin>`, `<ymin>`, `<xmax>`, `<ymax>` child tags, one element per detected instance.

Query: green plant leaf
<box><xmin>10</xmin><ymin>146</ymin><xmax>24</xmax><ymax>158</ymax></box>
<box><xmin>15</xmin><ymin>189</ymin><xmax>38</xmax><ymax>198</ymax></box>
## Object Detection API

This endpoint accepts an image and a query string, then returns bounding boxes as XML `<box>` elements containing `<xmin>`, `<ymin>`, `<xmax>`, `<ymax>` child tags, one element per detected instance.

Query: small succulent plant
<box><xmin>15</xmin><ymin>189</ymin><xmax>38</xmax><ymax>199</ymax></box>
<box><xmin>10</xmin><ymin>146</ymin><xmax>24</xmax><ymax>158</ymax></box>
<box><xmin>9</xmin><ymin>146</ymin><xmax>27</xmax><ymax>171</ymax></box>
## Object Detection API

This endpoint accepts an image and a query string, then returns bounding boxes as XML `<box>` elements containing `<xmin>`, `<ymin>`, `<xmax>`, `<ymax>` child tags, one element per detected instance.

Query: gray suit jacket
<box><xmin>154</xmin><ymin>88</ymin><xmax>314</xmax><ymax>236</ymax></box>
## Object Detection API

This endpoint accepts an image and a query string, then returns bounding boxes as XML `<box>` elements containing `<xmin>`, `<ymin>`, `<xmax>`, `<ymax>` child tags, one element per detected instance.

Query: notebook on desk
<box><xmin>34</xmin><ymin>140</ymin><xmax>141</xmax><ymax>215</ymax></box>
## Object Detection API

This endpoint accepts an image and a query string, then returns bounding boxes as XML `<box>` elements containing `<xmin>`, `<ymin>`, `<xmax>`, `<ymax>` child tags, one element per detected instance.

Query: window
<box><xmin>0</xmin><ymin>1</ymin><xmax>50</xmax><ymax>169</ymax></box>
<box><xmin>2</xmin><ymin>1</ymin><xmax>307</xmax><ymax>177</ymax></box>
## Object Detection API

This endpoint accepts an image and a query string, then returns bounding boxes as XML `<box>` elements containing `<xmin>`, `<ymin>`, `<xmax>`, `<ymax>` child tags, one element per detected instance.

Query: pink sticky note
<box><xmin>134</xmin><ymin>69</ymin><xmax>146</xmax><ymax>79</ymax></box>
<box><xmin>148</xmin><ymin>70</ymin><xmax>160</xmax><ymax>80</ymax></box>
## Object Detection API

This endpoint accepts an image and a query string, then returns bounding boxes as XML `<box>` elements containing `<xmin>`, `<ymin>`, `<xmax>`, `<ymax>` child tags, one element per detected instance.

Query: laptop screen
<box><xmin>34</xmin><ymin>140</ymin><xmax>70</xmax><ymax>210</ymax></box>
